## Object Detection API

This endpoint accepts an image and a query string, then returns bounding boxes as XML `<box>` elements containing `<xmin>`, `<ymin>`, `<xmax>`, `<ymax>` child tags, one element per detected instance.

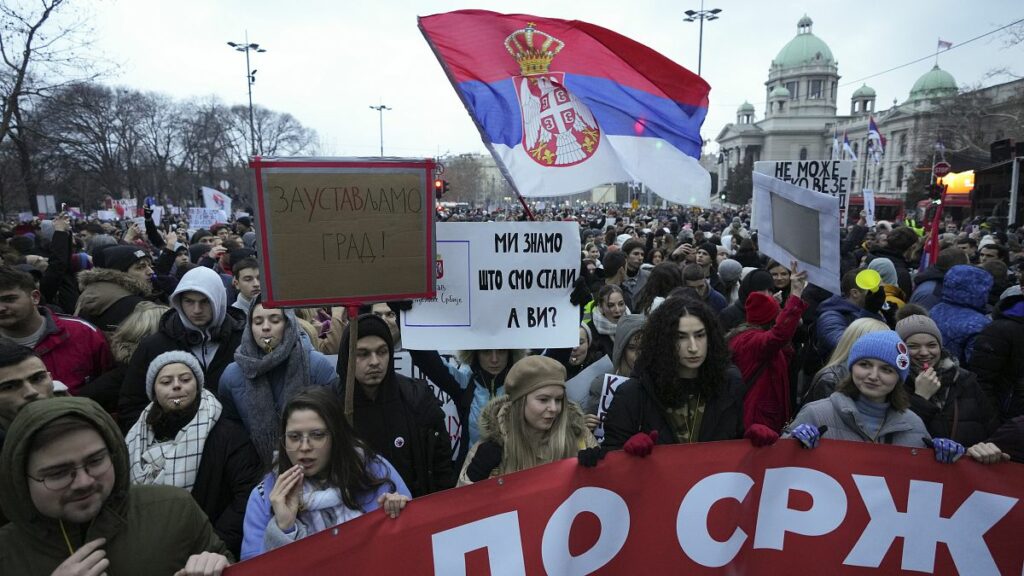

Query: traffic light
<box><xmin>434</xmin><ymin>179</ymin><xmax>450</xmax><ymax>200</ymax></box>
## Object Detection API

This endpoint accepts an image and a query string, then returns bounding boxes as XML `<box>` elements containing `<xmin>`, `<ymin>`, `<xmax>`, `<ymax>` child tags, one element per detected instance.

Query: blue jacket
<box><xmin>931</xmin><ymin>265</ymin><xmax>993</xmax><ymax>365</ymax></box>
<box><xmin>706</xmin><ymin>287</ymin><xmax>728</xmax><ymax>313</ymax></box>
<box><xmin>815</xmin><ymin>295</ymin><xmax>880</xmax><ymax>357</ymax></box>
<box><xmin>240</xmin><ymin>456</ymin><xmax>409</xmax><ymax>560</ymax></box>
<box><xmin>219</xmin><ymin>342</ymin><xmax>339</xmax><ymax>432</ymax></box>
<box><xmin>908</xmin><ymin>266</ymin><xmax>947</xmax><ymax>310</ymax></box>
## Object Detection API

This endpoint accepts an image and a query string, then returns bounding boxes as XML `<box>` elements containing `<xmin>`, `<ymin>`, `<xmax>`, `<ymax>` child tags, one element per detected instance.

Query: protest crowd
<box><xmin>0</xmin><ymin>197</ymin><xmax>1019</xmax><ymax>574</ymax></box>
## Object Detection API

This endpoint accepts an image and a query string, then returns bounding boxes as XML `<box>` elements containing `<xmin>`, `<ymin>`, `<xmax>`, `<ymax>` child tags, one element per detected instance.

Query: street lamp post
<box><xmin>369</xmin><ymin>104</ymin><xmax>392</xmax><ymax>156</ymax></box>
<box><xmin>683</xmin><ymin>1</ymin><xmax>722</xmax><ymax>76</ymax></box>
<box><xmin>227</xmin><ymin>33</ymin><xmax>266</xmax><ymax>157</ymax></box>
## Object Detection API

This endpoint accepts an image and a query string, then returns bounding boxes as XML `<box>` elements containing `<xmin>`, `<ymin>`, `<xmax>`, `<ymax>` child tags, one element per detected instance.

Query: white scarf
<box><xmin>296</xmin><ymin>481</ymin><xmax>363</xmax><ymax>535</ymax></box>
<box><xmin>591</xmin><ymin>306</ymin><xmax>629</xmax><ymax>336</ymax></box>
<box><xmin>126</xmin><ymin>389</ymin><xmax>223</xmax><ymax>492</ymax></box>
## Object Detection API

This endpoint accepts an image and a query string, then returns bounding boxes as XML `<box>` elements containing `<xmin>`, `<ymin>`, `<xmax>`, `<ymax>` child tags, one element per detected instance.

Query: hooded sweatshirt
<box><xmin>171</xmin><ymin>266</ymin><xmax>229</xmax><ymax>369</ymax></box>
<box><xmin>587</xmin><ymin>314</ymin><xmax>645</xmax><ymax>414</ymax></box>
<box><xmin>930</xmin><ymin>265</ymin><xmax>994</xmax><ymax>364</ymax></box>
<box><xmin>0</xmin><ymin>397</ymin><xmax>230</xmax><ymax>574</ymax></box>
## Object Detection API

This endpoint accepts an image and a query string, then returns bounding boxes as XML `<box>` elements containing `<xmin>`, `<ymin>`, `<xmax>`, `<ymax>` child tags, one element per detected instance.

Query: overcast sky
<box><xmin>78</xmin><ymin>0</ymin><xmax>1023</xmax><ymax>159</ymax></box>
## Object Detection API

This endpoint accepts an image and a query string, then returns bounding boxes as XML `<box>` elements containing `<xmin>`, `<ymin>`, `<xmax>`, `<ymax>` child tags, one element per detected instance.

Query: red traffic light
<box><xmin>434</xmin><ymin>179</ymin><xmax>443</xmax><ymax>190</ymax></box>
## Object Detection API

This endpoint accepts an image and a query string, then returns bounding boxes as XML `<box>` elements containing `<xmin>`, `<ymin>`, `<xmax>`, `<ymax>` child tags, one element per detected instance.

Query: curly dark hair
<box><xmin>635</xmin><ymin>296</ymin><xmax>730</xmax><ymax>407</ymax></box>
<box><xmin>634</xmin><ymin>262</ymin><xmax>683</xmax><ymax>314</ymax></box>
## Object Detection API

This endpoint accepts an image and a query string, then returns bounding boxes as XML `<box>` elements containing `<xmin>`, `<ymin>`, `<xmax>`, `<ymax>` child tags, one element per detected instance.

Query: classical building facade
<box><xmin>714</xmin><ymin>15</ymin><xmax>1023</xmax><ymax>210</ymax></box>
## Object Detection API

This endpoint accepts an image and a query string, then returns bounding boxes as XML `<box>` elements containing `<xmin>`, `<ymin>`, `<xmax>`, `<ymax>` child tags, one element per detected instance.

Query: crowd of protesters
<box><xmin>0</xmin><ymin>200</ymin><xmax>1020</xmax><ymax>574</ymax></box>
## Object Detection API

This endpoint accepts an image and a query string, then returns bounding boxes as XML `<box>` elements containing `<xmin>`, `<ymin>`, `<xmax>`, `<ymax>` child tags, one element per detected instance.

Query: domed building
<box><xmin>714</xmin><ymin>14</ymin><xmax>1023</xmax><ymax>219</ymax></box>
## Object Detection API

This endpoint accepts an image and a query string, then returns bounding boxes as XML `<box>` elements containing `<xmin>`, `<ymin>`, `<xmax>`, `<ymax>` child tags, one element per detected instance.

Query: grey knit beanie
<box><xmin>145</xmin><ymin>350</ymin><xmax>205</xmax><ymax>400</ymax></box>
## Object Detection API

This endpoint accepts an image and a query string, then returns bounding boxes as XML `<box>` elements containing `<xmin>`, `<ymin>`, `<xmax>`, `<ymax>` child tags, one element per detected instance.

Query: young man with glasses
<box><xmin>0</xmin><ymin>397</ymin><xmax>233</xmax><ymax>574</ymax></box>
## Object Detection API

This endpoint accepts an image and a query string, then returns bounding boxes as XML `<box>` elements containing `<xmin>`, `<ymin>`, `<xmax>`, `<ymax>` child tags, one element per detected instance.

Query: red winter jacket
<box><xmin>728</xmin><ymin>295</ymin><xmax>808</xmax><ymax>433</ymax></box>
<box><xmin>34</xmin><ymin>307</ymin><xmax>114</xmax><ymax>395</ymax></box>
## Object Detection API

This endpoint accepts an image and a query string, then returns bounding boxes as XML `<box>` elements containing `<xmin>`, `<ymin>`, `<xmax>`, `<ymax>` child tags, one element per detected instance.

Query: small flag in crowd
<box><xmin>419</xmin><ymin>10</ymin><xmax>712</xmax><ymax>207</ymax></box>
<box><xmin>831</xmin><ymin>126</ymin><xmax>840</xmax><ymax>160</ymax></box>
<box><xmin>937</xmin><ymin>38</ymin><xmax>953</xmax><ymax>51</ymax></box>
<box><xmin>843</xmin><ymin>131</ymin><xmax>857</xmax><ymax>161</ymax></box>
<box><xmin>867</xmin><ymin>116</ymin><xmax>886</xmax><ymax>164</ymax></box>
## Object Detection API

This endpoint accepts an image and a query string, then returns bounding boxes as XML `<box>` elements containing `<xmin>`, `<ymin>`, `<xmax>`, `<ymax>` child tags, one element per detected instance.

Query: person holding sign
<box><xmin>241</xmin><ymin>388</ymin><xmax>410</xmax><ymax>560</ymax></box>
<box><xmin>458</xmin><ymin>356</ymin><xmax>597</xmax><ymax>485</ymax></box>
<box><xmin>601</xmin><ymin>297</ymin><xmax>746</xmax><ymax>451</ymax></box>
<box><xmin>727</xmin><ymin>261</ymin><xmax>809</xmax><ymax>446</ymax></box>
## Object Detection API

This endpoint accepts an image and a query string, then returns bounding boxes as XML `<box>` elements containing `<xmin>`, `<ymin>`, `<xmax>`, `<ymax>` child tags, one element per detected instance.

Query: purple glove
<box><xmin>791</xmin><ymin>424</ymin><xmax>825</xmax><ymax>449</ymax></box>
<box><xmin>928</xmin><ymin>438</ymin><xmax>965</xmax><ymax>464</ymax></box>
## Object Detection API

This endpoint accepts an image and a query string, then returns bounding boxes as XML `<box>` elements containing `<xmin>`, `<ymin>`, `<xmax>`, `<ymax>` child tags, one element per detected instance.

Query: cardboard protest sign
<box><xmin>753</xmin><ymin>172</ymin><xmax>840</xmax><ymax>294</ymax></box>
<box><xmin>754</xmin><ymin>160</ymin><xmax>852</xmax><ymax>224</ymax></box>
<box><xmin>565</xmin><ymin>354</ymin><xmax>612</xmax><ymax>407</ymax></box>
<box><xmin>402</xmin><ymin>221</ymin><xmax>581</xmax><ymax>350</ymax></box>
<box><xmin>594</xmin><ymin>373</ymin><xmax>627</xmax><ymax>441</ymax></box>
<box><xmin>252</xmin><ymin>157</ymin><xmax>436</xmax><ymax>307</ymax></box>
<box><xmin>188</xmin><ymin>207</ymin><xmax>226</xmax><ymax>229</ymax></box>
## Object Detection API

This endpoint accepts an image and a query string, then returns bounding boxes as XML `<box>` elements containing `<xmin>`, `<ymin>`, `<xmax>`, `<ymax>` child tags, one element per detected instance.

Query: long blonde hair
<box><xmin>110</xmin><ymin>302</ymin><xmax>169</xmax><ymax>364</ymax></box>
<box><xmin>820</xmin><ymin>318</ymin><xmax>889</xmax><ymax>371</ymax></box>
<box><xmin>501</xmin><ymin>393</ymin><xmax>578</xmax><ymax>474</ymax></box>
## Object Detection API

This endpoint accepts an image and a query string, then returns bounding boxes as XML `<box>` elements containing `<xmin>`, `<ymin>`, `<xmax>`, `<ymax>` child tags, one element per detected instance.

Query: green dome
<box><xmin>908</xmin><ymin>65</ymin><xmax>957</xmax><ymax>101</ymax></box>
<box><xmin>769</xmin><ymin>85</ymin><xmax>790</xmax><ymax>98</ymax></box>
<box><xmin>738</xmin><ymin>101</ymin><xmax>755</xmax><ymax>113</ymax></box>
<box><xmin>773</xmin><ymin>16</ymin><xmax>834</xmax><ymax>69</ymax></box>
<box><xmin>852</xmin><ymin>84</ymin><xmax>875</xmax><ymax>98</ymax></box>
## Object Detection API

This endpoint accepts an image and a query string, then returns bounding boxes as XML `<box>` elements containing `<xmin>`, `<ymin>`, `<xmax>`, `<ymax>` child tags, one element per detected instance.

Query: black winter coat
<box><xmin>345</xmin><ymin>374</ymin><xmax>455</xmax><ymax>498</ymax></box>
<box><xmin>905</xmin><ymin>357</ymin><xmax>997</xmax><ymax>447</ymax></box>
<box><xmin>970</xmin><ymin>294</ymin><xmax>1024</xmax><ymax>422</ymax></box>
<box><xmin>39</xmin><ymin>229</ymin><xmax>80</xmax><ymax>312</ymax></box>
<box><xmin>602</xmin><ymin>365</ymin><xmax>747</xmax><ymax>449</ymax></box>
<box><xmin>191</xmin><ymin>417</ymin><xmax>262</xmax><ymax>558</ymax></box>
<box><xmin>118</xmin><ymin>308</ymin><xmax>246</xmax><ymax>431</ymax></box>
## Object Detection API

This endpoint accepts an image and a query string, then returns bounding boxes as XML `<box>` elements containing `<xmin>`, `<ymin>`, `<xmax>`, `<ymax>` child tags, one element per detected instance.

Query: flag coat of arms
<box><xmin>419</xmin><ymin>10</ymin><xmax>712</xmax><ymax>206</ymax></box>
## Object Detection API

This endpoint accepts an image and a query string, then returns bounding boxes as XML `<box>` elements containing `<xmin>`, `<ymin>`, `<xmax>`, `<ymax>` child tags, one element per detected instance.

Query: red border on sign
<box><xmin>251</xmin><ymin>157</ymin><xmax>436</xmax><ymax>308</ymax></box>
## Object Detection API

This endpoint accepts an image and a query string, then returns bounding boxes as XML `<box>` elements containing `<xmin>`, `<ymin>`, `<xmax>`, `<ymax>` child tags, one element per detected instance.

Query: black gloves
<box><xmin>466</xmin><ymin>440</ymin><xmax>503</xmax><ymax>482</ymax></box>
<box><xmin>577</xmin><ymin>446</ymin><xmax>607</xmax><ymax>468</ymax></box>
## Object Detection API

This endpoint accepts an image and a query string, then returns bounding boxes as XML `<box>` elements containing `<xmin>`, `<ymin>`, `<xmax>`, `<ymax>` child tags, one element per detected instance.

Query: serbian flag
<box><xmin>919</xmin><ymin>199</ymin><xmax>944</xmax><ymax>271</ymax></box>
<box><xmin>419</xmin><ymin>10</ymin><xmax>712</xmax><ymax>207</ymax></box>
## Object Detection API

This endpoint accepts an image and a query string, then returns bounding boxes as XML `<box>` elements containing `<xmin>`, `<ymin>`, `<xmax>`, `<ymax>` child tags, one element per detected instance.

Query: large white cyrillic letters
<box><xmin>432</xmin><ymin>511</ymin><xmax>526</xmax><ymax>576</ymax></box>
<box><xmin>541</xmin><ymin>487</ymin><xmax>629</xmax><ymax>576</ymax></box>
<box><xmin>753</xmin><ymin>467</ymin><xmax>847</xmax><ymax>550</ymax></box>
<box><xmin>845</xmin><ymin>475</ymin><xmax>1017</xmax><ymax>575</ymax></box>
<box><xmin>677</xmin><ymin>472</ymin><xmax>754</xmax><ymax>567</ymax></box>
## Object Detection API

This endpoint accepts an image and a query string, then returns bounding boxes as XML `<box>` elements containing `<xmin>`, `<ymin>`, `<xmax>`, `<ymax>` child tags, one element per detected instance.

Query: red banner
<box><xmin>226</xmin><ymin>440</ymin><xmax>1023</xmax><ymax>575</ymax></box>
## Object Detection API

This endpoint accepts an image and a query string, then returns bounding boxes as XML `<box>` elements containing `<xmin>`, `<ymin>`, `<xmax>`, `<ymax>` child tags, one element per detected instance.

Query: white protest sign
<box><xmin>36</xmin><ymin>195</ymin><xmax>56</xmax><ymax>214</ymax></box>
<box><xmin>18</xmin><ymin>212</ymin><xmax>34</xmax><ymax>222</ymax></box>
<box><xmin>754</xmin><ymin>160</ymin><xmax>852</xmax><ymax>224</ymax></box>
<box><xmin>131</xmin><ymin>217</ymin><xmax>146</xmax><ymax>230</ymax></box>
<box><xmin>595</xmin><ymin>373</ymin><xmax>628</xmax><ymax>441</ymax></box>
<box><xmin>189</xmin><ymin>207</ymin><xmax>226</xmax><ymax>229</ymax></box>
<box><xmin>96</xmin><ymin>210</ymin><xmax>116</xmax><ymax>221</ymax></box>
<box><xmin>202</xmin><ymin>186</ymin><xmax>233</xmax><ymax>215</ymax></box>
<box><xmin>402</xmin><ymin>222</ymin><xmax>581</xmax><ymax>350</ymax></box>
<box><xmin>565</xmin><ymin>354</ymin><xmax>613</xmax><ymax>407</ymax></box>
<box><xmin>151</xmin><ymin>206</ymin><xmax>164</xmax><ymax>225</ymax></box>
<box><xmin>753</xmin><ymin>172</ymin><xmax>841</xmax><ymax>295</ymax></box>
<box><xmin>862</xmin><ymin>188</ymin><xmax>876</xmax><ymax>226</ymax></box>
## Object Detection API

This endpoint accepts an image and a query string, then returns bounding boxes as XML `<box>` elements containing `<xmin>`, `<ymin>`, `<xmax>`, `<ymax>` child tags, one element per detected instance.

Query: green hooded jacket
<box><xmin>0</xmin><ymin>397</ymin><xmax>231</xmax><ymax>574</ymax></box>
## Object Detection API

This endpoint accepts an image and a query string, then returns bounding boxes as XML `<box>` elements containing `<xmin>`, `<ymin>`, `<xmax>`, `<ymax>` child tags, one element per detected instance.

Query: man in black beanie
<box><xmin>335</xmin><ymin>314</ymin><xmax>454</xmax><ymax>497</ymax></box>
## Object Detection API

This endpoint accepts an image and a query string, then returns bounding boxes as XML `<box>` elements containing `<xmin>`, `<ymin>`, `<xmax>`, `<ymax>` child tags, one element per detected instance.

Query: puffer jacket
<box><xmin>971</xmin><ymin>294</ymin><xmax>1024</xmax><ymax>422</ymax></box>
<box><xmin>75</xmin><ymin>267</ymin><xmax>152</xmax><ymax>333</ymax></box>
<box><xmin>804</xmin><ymin>364</ymin><xmax>849</xmax><ymax>405</ymax></box>
<box><xmin>905</xmin><ymin>354</ymin><xmax>997</xmax><ymax>447</ymax></box>
<box><xmin>458</xmin><ymin>394</ymin><xmax>597</xmax><ymax>486</ymax></box>
<box><xmin>785</xmin><ymin>392</ymin><xmax>931</xmax><ymax>447</ymax></box>
<box><xmin>930</xmin><ymin>265</ymin><xmax>993</xmax><ymax>365</ymax></box>
<box><xmin>0</xmin><ymin>398</ymin><xmax>230</xmax><ymax>574</ymax></box>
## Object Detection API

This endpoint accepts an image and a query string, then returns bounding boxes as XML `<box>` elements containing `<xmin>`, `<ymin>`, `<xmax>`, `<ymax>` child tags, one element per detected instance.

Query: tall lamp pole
<box><xmin>369</xmin><ymin>104</ymin><xmax>392</xmax><ymax>156</ymax></box>
<box><xmin>227</xmin><ymin>33</ymin><xmax>266</xmax><ymax>157</ymax></box>
<box><xmin>684</xmin><ymin>1</ymin><xmax>722</xmax><ymax>76</ymax></box>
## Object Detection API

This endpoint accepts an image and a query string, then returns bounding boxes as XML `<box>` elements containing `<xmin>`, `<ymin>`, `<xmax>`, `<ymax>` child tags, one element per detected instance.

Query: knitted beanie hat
<box><xmin>103</xmin><ymin>246</ymin><xmax>149</xmax><ymax>273</ymax></box>
<box><xmin>847</xmin><ymin>331</ymin><xmax>911</xmax><ymax>382</ymax></box>
<box><xmin>718</xmin><ymin>259</ymin><xmax>742</xmax><ymax>283</ymax></box>
<box><xmin>504</xmin><ymin>355</ymin><xmax>567</xmax><ymax>403</ymax></box>
<box><xmin>895</xmin><ymin>315</ymin><xmax>943</xmax><ymax>346</ymax></box>
<box><xmin>145</xmin><ymin>350</ymin><xmax>205</xmax><ymax>400</ymax></box>
<box><xmin>745</xmin><ymin>292</ymin><xmax>781</xmax><ymax>326</ymax></box>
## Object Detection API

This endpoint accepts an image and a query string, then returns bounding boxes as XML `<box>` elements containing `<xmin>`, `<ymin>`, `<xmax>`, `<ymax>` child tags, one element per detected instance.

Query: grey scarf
<box><xmin>234</xmin><ymin>310</ymin><xmax>311</xmax><ymax>466</ymax></box>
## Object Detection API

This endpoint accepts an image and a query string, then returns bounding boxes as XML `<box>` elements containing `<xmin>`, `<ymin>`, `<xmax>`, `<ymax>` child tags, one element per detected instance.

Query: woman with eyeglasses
<box><xmin>125</xmin><ymin>350</ymin><xmax>262</xmax><ymax>557</ymax></box>
<box><xmin>240</xmin><ymin>388</ymin><xmax>411</xmax><ymax>560</ymax></box>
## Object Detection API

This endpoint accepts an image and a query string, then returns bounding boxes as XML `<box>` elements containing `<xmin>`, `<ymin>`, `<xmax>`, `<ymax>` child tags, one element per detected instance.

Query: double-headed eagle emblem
<box><xmin>506</xmin><ymin>23</ymin><xmax>600</xmax><ymax>167</ymax></box>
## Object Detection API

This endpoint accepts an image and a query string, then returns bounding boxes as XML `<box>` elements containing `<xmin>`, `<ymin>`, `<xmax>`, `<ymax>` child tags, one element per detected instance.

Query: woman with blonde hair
<box><xmin>79</xmin><ymin>301</ymin><xmax>169</xmax><ymax>419</ymax></box>
<box><xmin>803</xmin><ymin>317</ymin><xmax>889</xmax><ymax>404</ymax></box>
<box><xmin>459</xmin><ymin>356</ymin><xmax>597</xmax><ymax>485</ymax></box>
